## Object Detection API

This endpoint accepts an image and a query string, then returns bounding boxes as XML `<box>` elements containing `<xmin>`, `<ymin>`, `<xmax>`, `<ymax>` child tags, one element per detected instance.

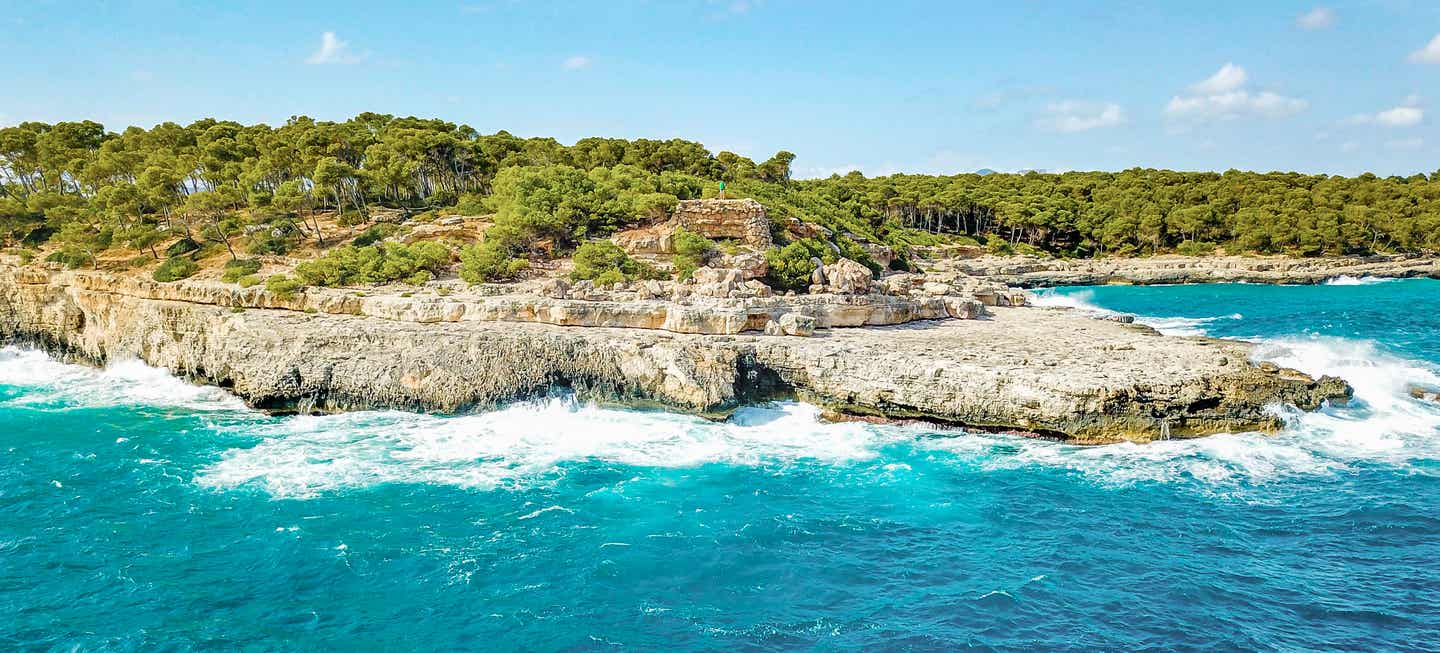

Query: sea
<box><xmin>3</xmin><ymin>277</ymin><xmax>1439</xmax><ymax>651</ymax></box>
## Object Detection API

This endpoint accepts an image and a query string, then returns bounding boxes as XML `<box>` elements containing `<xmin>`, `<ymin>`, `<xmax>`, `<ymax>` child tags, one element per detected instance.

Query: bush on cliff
<box><xmin>458</xmin><ymin>241</ymin><xmax>530</xmax><ymax>283</ymax></box>
<box><xmin>293</xmin><ymin>242</ymin><xmax>450</xmax><ymax>287</ymax></box>
<box><xmin>570</xmin><ymin>241</ymin><xmax>663</xmax><ymax>285</ymax></box>
<box><xmin>221</xmin><ymin>258</ymin><xmax>262</xmax><ymax>283</ymax></box>
<box><xmin>152</xmin><ymin>256</ymin><xmax>199</xmax><ymax>282</ymax></box>
<box><xmin>265</xmin><ymin>274</ymin><xmax>302</xmax><ymax>299</ymax></box>
<box><xmin>671</xmin><ymin>228</ymin><xmax>717</xmax><ymax>281</ymax></box>
<box><xmin>763</xmin><ymin>241</ymin><xmax>822</xmax><ymax>292</ymax></box>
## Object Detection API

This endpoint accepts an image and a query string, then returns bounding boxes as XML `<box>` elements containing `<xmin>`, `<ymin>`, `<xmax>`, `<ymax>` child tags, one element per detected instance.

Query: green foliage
<box><xmin>166</xmin><ymin>238</ymin><xmax>201</xmax><ymax>257</ymax></box>
<box><xmin>6</xmin><ymin>113</ymin><xmax>1440</xmax><ymax>269</ymax></box>
<box><xmin>352</xmin><ymin>223</ymin><xmax>399</xmax><ymax>247</ymax></box>
<box><xmin>237</xmin><ymin>274</ymin><xmax>261</xmax><ymax>288</ymax></box>
<box><xmin>294</xmin><ymin>242</ymin><xmax>450</xmax><ymax>286</ymax></box>
<box><xmin>764</xmin><ymin>241</ymin><xmax>824</xmax><ymax>292</ymax></box>
<box><xmin>1175</xmin><ymin>240</ymin><xmax>1216</xmax><ymax>256</ymax></box>
<box><xmin>221</xmin><ymin>258</ymin><xmax>262</xmax><ymax>283</ymax></box>
<box><xmin>570</xmin><ymin>241</ymin><xmax>663</xmax><ymax>283</ymax></box>
<box><xmin>152</xmin><ymin>256</ymin><xmax>198</xmax><ymax>282</ymax></box>
<box><xmin>265</xmin><ymin>274</ymin><xmax>302</xmax><ymax>299</ymax></box>
<box><xmin>671</xmin><ymin>228</ymin><xmax>717</xmax><ymax>281</ymax></box>
<box><xmin>458</xmin><ymin>241</ymin><xmax>530</xmax><ymax>283</ymax></box>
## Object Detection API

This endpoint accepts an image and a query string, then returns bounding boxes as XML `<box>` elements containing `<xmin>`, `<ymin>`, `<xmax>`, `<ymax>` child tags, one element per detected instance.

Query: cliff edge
<box><xmin>0</xmin><ymin>265</ymin><xmax>1350</xmax><ymax>444</ymax></box>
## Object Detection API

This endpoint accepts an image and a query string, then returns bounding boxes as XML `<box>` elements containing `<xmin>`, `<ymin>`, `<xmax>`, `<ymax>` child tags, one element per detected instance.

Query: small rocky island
<box><xmin>0</xmin><ymin>200</ymin><xmax>1354</xmax><ymax>444</ymax></box>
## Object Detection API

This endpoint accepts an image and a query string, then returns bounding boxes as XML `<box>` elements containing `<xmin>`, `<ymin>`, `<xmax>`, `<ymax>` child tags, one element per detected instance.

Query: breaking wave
<box><xmin>6</xmin><ymin>296</ymin><xmax>1440</xmax><ymax>497</ymax></box>
<box><xmin>195</xmin><ymin>400</ymin><xmax>908</xmax><ymax>498</ymax></box>
<box><xmin>0</xmin><ymin>346</ymin><xmax>245</xmax><ymax>411</ymax></box>
<box><xmin>1027</xmin><ymin>289</ymin><xmax>1243</xmax><ymax>336</ymax></box>
<box><xmin>1324</xmin><ymin>275</ymin><xmax>1396</xmax><ymax>286</ymax></box>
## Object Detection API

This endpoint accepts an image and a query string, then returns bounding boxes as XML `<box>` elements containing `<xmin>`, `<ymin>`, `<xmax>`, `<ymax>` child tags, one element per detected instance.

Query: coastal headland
<box><xmin>0</xmin><ymin>258</ymin><xmax>1353</xmax><ymax>444</ymax></box>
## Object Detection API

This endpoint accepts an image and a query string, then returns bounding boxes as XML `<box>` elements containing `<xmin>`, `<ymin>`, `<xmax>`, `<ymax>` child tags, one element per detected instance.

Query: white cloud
<box><xmin>1348</xmin><ymin>96</ymin><xmax>1424</xmax><ymax>127</ymax></box>
<box><xmin>1166</xmin><ymin>64</ymin><xmax>1307</xmax><ymax>121</ymax></box>
<box><xmin>1409</xmin><ymin>34</ymin><xmax>1440</xmax><ymax>64</ymax></box>
<box><xmin>1190</xmin><ymin>63</ymin><xmax>1248</xmax><ymax>94</ymax></box>
<box><xmin>562</xmin><ymin>55</ymin><xmax>591</xmax><ymax>70</ymax></box>
<box><xmin>1296</xmin><ymin>7</ymin><xmax>1336</xmax><ymax>30</ymax></box>
<box><xmin>1385</xmin><ymin>137</ymin><xmax>1424</xmax><ymax>151</ymax></box>
<box><xmin>1340</xmin><ymin>141</ymin><xmax>1360</xmax><ymax>153</ymax></box>
<box><xmin>1377</xmin><ymin>106</ymin><xmax>1423</xmax><ymax>127</ymax></box>
<box><xmin>306</xmin><ymin>31</ymin><xmax>362</xmax><ymax>65</ymax></box>
<box><xmin>1036</xmin><ymin>100</ymin><xmax>1125</xmax><ymax>133</ymax></box>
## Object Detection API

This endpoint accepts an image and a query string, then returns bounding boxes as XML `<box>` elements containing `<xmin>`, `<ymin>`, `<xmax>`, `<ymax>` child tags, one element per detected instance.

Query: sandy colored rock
<box><xmin>0</xmin><ymin>264</ymin><xmax>1350</xmax><ymax>444</ymax></box>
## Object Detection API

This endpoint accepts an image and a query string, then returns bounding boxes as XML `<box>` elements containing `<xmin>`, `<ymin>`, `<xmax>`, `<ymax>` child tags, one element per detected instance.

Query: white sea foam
<box><xmin>1323</xmin><ymin>275</ymin><xmax>1396</xmax><ymax>286</ymax></box>
<box><xmin>1027</xmin><ymin>290</ymin><xmax>1241</xmax><ymax>336</ymax></box>
<box><xmin>0</xmin><ymin>346</ymin><xmax>245</xmax><ymax>411</ymax></box>
<box><xmin>195</xmin><ymin>400</ymin><xmax>904</xmax><ymax>498</ymax></box>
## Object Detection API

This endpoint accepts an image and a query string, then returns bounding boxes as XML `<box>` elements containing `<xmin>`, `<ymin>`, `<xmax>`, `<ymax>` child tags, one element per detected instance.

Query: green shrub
<box><xmin>1176</xmin><ymin>240</ymin><xmax>1216</xmax><ymax>256</ymax></box>
<box><xmin>293</xmin><ymin>242</ymin><xmax>451</xmax><ymax>287</ymax></box>
<box><xmin>570</xmin><ymin>241</ymin><xmax>662</xmax><ymax>283</ymax></box>
<box><xmin>165</xmin><ymin>237</ymin><xmax>201</xmax><ymax>257</ymax></box>
<box><xmin>763</xmin><ymin>241</ymin><xmax>821</xmax><ymax>292</ymax></box>
<box><xmin>237</xmin><ymin>274</ymin><xmax>261</xmax><ymax>288</ymax></box>
<box><xmin>152</xmin><ymin>256</ymin><xmax>199</xmax><ymax>282</ymax></box>
<box><xmin>458</xmin><ymin>241</ymin><xmax>530</xmax><ymax>283</ymax></box>
<box><xmin>984</xmin><ymin>234</ymin><xmax>1012</xmax><ymax>255</ymax></box>
<box><xmin>352</xmin><ymin>224</ymin><xmax>399</xmax><ymax>247</ymax></box>
<box><xmin>671</xmin><ymin>228</ymin><xmax>717</xmax><ymax>281</ymax></box>
<box><xmin>45</xmin><ymin>250</ymin><xmax>90</xmax><ymax>269</ymax></box>
<box><xmin>221</xmin><ymin>258</ymin><xmax>262</xmax><ymax>283</ymax></box>
<box><xmin>265</xmin><ymin>274</ymin><xmax>302</xmax><ymax>299</ymax></box>
<box><xmin>453</xmin><ymin>193</ymin><xmax>489</xmax><ymax>216</ymax></box>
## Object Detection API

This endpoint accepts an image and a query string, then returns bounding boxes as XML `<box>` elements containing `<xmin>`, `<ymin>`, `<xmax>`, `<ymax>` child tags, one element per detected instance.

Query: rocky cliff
<box><xmin>940</xmin><ymin>254</ymin><xmax>1440</xmax><ymax>287</ymax></box>
<box><xmin>0</xmin><ymin>265</ymin><xmax>1350</xmax><ymax>444</ymax></box>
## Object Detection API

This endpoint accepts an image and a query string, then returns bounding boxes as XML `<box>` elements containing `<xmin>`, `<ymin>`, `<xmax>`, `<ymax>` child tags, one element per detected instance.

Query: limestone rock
<box><xmin>826</xmin><ymin>258</ymin><xmax>873</xmax><ymax>295</ymax></box>
<box><xmin>778</xmin><ymin>312</ymin><xmax>816</xmax><ymax>337</ymax></box>
<box><xmin>719</xmin><ymin>252</ymin><xmax>768</xmax><ymax>280</ymax></box>
<box><xmin>672</xmin><ymin>199</ymin><xmax>771</xmax><ymax>250</ymax></box>
<box><xmin>0</xmin><ymin>264</ymin><xmax>1353</xmax><ymax>444</ymax></box>
<box><xmin>764</xmin><ymin>320</ymin><xmax>785</xmax><ymax>336</ymax></box>
<box><xmin>539</xmin><ymin>277</ymin><xmax>570</xmax><ymax>299</ymax></box>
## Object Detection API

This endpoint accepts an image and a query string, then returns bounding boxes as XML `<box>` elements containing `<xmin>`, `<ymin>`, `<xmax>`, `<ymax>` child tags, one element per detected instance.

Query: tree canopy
<box><xmin>3</xmin><ymin>113</ymin><xmax>1439</xmax><ymax>285</ymax></box>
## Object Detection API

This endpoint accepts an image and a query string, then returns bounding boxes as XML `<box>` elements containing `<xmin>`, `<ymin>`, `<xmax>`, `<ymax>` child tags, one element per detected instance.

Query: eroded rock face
<box><xmin>778</xmin><ymin>313</ymin><xmax>815</xmax><ymax>337</ymax></box>
<box><xmin>0</xmin><ymin>266</ymin><xmax>1352</xmax><ymax>443</ymax></box>
<box><xmin>672</xmin><ymin>199</ymin><xmax>772</xmax><ymax>250</ymax></box>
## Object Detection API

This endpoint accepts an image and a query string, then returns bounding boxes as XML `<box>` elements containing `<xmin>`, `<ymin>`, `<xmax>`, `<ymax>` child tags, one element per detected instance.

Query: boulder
<box><xmin>778</xmin><ymin>312</ymin><xmax>816</xmax><ymax>337</ymax></box>
<box><xmin>764</xmin><ymin>320</ymin><xmax>785</xmax><ymax>336</ymax></box>
<box><xmin>943</xmin><ymin>297</ymin><xmax>986</xmax><ymax>320</ymax></box>
<box><xmin>539</xmin><ymin>277</ymin><xmax>570</xmax><ymax>299</ymax></box>
<box><xmin>826</xmin><ymin>258</ymin><xmax>873</xmax><ymax>295</ymax></box>
<box><xmin>719</xmin><ymin>251</ymin><xmax>768</xmax><ymax>280</ymax></box>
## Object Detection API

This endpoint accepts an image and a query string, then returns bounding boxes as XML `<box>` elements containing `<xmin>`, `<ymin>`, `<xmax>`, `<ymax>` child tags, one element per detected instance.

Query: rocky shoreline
<box><xmin>931</xmin><ymin>253</ymin><xmax>1440</xmax><ymax>288</ymax></box>
<box><xmin>0</xmin><ymin>263</ymin><xmax>1351</xmax><ymax>444</ymax></box>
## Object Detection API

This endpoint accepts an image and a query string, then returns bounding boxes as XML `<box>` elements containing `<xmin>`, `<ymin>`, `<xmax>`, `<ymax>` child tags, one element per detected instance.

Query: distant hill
<box><xmin>974</xmin><ymin>168</ymin><xmax>998</xmax><ymax>176</ymax></box>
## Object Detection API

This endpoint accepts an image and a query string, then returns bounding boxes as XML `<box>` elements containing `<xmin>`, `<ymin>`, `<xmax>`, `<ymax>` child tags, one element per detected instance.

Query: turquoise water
<box><xmin>5</xmin><ymin>278</ymin><xmax>1440</xmax><ymax>650</ymax></box>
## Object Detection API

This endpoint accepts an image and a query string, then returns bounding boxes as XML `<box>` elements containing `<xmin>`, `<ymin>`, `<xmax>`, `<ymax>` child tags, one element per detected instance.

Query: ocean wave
<box><xmin>0</xmin><ymin>346</ymin><xmax>245</xmax><ymax>412</ymax></box>
<box><xmin>1027</xmin><ymin>290</ymin><xmax>1242</xmax><ymax>336</ymax></box>
<box><xmin>195</xmin><ymin>400</ymin><xmax>907</xmax><ymax>499</ymax></box>
<box><xmin>7</xmin><ymin>321</ymin><xmax>1439</xmax><ymax>497</ymax></box>
<box><xmin>1323</xmin><ymin>275</ymin><xmax>1396</xmax><ymax>286</ymax></box>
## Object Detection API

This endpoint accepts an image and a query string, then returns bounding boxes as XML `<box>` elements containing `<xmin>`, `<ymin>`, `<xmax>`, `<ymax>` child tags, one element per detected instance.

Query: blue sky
<box><xmin>3</xmin><ymin>1</ymin><xmax>1438</xmax><ymax>177</ymax></box>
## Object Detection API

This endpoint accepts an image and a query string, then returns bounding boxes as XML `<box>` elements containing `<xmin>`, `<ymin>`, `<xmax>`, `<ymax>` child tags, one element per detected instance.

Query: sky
<box><xmin>2</xmin><ymin>0</ymin><xmax>1438</xmax><ymax>178</ymax></box>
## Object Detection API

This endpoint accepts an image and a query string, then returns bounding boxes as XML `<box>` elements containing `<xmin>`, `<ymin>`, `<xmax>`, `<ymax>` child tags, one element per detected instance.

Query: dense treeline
<box><xmin>2</xmin><ymin>114</ymin><xmax>1438</xmax><ymax>289</ymax></box>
